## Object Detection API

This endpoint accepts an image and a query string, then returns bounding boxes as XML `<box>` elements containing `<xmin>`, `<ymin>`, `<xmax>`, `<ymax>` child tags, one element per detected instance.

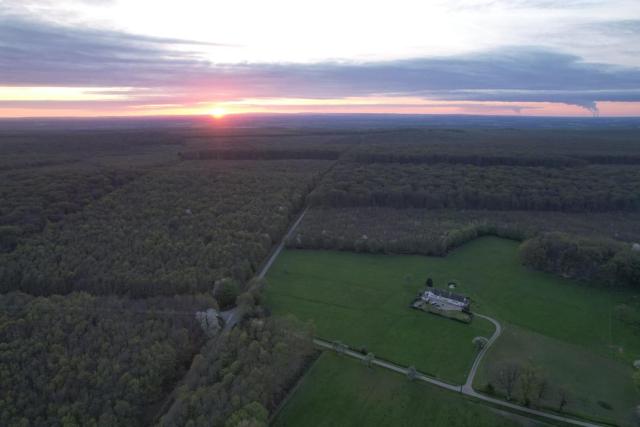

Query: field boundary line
<box><xmin>313</xmin><ymin>337</ymin><xmax>603</xmax><ymax>427</ymax></box>
<box><xmin>257</xmin><ymin>207</ymin><xmax>308</xmax><ymax>280</ymax></box>
<box><xmin>268</xmin><ymin>352</ymin><xmax>323</xmax><ymax>424</ymax></box>
<box><xmin>248</xmin><ymin>188</ymin><xmax>603</xmax><ymax>427</ymax></box>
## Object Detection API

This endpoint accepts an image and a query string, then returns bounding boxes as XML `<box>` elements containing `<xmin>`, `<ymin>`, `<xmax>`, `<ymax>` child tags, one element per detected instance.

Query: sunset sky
<box><xmin>2</xmin><ymin>0</ymin><xmax>640</xmax><ymax>117</ymax></box>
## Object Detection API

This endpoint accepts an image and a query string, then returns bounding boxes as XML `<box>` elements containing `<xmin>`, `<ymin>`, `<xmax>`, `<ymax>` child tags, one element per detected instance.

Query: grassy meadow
<box><xmin>266</xmin><ymin>237</ymin><xmax>639</xmax><ymax>424</ymax></box>
<box><xmin>476</xmin><ymin>323</ymin><xmax>639</xmax><ymax>426</ymax></box>
<box><xmin>265</xmin><ymin>249</ymin><xmax>494</xmax><ymax>383</ymax></box>
<box><xmin>272</xmin><ymin>352</ymin><xmax>532</xmax><ymax>427</ymax></box>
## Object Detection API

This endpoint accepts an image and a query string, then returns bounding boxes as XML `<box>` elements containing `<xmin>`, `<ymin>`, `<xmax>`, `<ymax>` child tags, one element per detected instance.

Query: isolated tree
<box><xmin>332</xmin><ymin>341</ymin><xmax>347</xmax><ymax>354</ymax></box>
<box><xmin>472</xmin><ymin>336</ymin><xmax>488</xmax><ymax>352</ymax></box>
<box><xmin>363</xmin><ymin>352</ymin><xmax>375</xmax><ymax>368</ymax></box>
<box><xmin>557</xmin><ymin>388</ymin><xmax>570</xmax><ymax>412</ymax></box>
<box><xmin>519</xmin><ymin>363</ymin><xmax>541</xmax><ymax>407</ymax></box>
<box><xmin>485</xmin><ymin>382</ymin><xmax>496</xmax><ymax>395</ymax></box>
<box><xmin>493</xmin><ymin>361</ymin><xmax>521</xmax><ymax>401</ymax></box>
<box><xmin>407</xmin><ymin>366</ymin><xmax>417</xmax><ymax>381</ymax></box>
<box><xmin>534</xmin><ymin>376</ymin><xmax>549</xmax><ymax>407</ymax></box>
<box><xmin>426</xmin><ymin>277</ymin><xmax>434</xmax><ymax>288</ymax></box>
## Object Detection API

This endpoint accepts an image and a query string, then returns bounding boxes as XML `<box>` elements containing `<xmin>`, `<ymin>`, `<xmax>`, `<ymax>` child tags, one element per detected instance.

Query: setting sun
<box><xmin>210</xmin><ymin>107</ymin><xmax>226</xmax><ymax>118</ymax></box>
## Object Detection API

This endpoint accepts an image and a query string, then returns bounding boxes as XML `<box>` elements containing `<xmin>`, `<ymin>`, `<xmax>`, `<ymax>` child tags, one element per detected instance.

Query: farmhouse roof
<box><xmin>429</xmin><ymin>288</ymin><xmax>468</xmax><ymax>303</ymax></box>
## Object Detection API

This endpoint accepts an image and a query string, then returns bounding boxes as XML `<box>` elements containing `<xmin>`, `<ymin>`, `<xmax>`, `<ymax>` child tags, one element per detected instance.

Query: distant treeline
<box><xmin>520</xmin><ymin>233</ymin><xmax>640</xmax><ymax>288</ymax></box>
<box><xmin>309</xmin><ymin>164</ymin><xmax>640</xmax><ymax>212</ymax></box>
<box><xmin>350</xmin><ymin>152</ymin><xmax>586</xmax><ymax>167</ymax></box>
<box><xmin>179</xmin><ymin>149</ymin><xmax>341</xmax><ymax>161</ymax></box>
<box><xmin>289</xmin><ymin>207</ymin><xmax>640</xmax><ymax>288</ymax></box>
<box><xmin>288</xmin><ymin>207</ymin><xmax>640</xmax><ymax>258</ymax></box>
<box><xmin>576</xmin><ymin>155</ymin><xmax>640</xmax><ymax>165</ymax></box>
<box><xmin>288</xmin><ymin>219</ymin><xmax>526</xmax><ymax>256</ymax></box>
<box><xmin>350</xmin><ymin>152</ymin><xmax>640</xmax><ymax>167</ymax></box>
<box><xmin>291</xmin><ymin>222</ymin><xmax>640</xmax><ymax>288</ymax></box>
<box><xmin>0</xmin><ymin>129</ymin><xmax>182</xmax><ymax>171</ymax></box>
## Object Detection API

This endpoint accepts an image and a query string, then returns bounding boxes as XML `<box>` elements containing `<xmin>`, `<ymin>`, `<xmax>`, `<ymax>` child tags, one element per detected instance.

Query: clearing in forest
<box><xmin>266</xmin><ymin>237</ymin><xmax>640</xmax><ymax>425</ymax></box>
<box><xmin>265</xmin><ymin>248</ymin><xmax>494</xmax><ymax>384</ymax></box>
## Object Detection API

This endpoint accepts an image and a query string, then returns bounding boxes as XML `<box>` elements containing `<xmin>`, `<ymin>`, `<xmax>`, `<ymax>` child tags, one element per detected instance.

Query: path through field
<box><xmin>313</xmin><ymin>332</ymin><xmax>602</xmax><ymax>427</ymax></box>
<box><xmin>464</xmin><ymin>313</ymin><xmax>502</xmax><ymax>391</ymax></box>
<box><xmin>234</xmin><ymin>205</ymin><xmax>605</xmax><ymax>427</ymax></box>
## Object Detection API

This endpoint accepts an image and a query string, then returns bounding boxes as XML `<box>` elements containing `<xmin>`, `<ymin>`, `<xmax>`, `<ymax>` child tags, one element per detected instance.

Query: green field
<box><xmin>273</xmin><ymin>352</ymin><xmax>537</xmax><ymax>427</ymax></box>
<box><xmin>424</xmin><ymin>238</ymin><xmax>640</xmax><ymax>360</ymax></box>
<box><xmin>476</xmin><ymin>323</ymin><xmax>639</xmax><ymax>426</ymax></box>
<box><xmin>266</xmin><ymin>249</ymin><xmax>494</xmax><ymax>383</ymax></box>
<box><xmin>266</xmin><ymin>237</ymin><xmax>639</xmax><ymax>424</ymax></box>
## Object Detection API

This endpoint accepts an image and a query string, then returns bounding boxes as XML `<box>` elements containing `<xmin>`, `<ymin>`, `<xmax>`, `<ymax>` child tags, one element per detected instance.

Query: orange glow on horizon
<box><xmin>2</xmin><ymin>97</ymin><xmax>640</xmax><ymax>118</ymax></box>
<box><xmin>210</xmin><ymin>107</ymin><xmax>227</xmax><ymax>119</ymax></box>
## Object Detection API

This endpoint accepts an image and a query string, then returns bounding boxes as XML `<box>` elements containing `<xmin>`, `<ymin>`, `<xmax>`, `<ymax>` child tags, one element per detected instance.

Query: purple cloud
<box><xmin>2</xmin><ymin>14</ymin><xmax>640</xmax><ymax>114</ymax></box>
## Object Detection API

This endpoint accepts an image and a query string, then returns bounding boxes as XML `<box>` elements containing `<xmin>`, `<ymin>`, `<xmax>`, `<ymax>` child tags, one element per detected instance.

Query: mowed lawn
<box><xmin>266</xmin><ymin>250</ymin><xmax>494</xmax><ymax>383</ymax></box>
<box><xmin>266</xmin><ymin>237</ymin><xmax>639</xmax><ymax>424</ymax></box>
<box><xmin>272</xmin><ymin>352</ymin><xmax>534</xmax><ymax>427</ymax></box>
<box><xmin>476</xmin><ymin>323</ymin><xmax>639</xmax><ymax>427</ymax></box>
<box><xmin>431</xmin><ymin>237</ymin><xmax>640</xmax><ymax>362</ymax></box>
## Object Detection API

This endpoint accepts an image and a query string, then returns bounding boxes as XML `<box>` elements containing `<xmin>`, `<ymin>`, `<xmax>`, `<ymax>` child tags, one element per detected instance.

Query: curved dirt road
<box><xmin>223</xmin><ymin>205</ymin><xmax>602</xmax><ymax>426</ymax></box>
<box><xmin>315</xmin><ymin>312</ymin><xmax>602</xmax><ymax>427</ymax></box>
<box><xmin>463</xmin><ymin>313</ymin><xmax>502</xmax><ymax>391</ymax></box>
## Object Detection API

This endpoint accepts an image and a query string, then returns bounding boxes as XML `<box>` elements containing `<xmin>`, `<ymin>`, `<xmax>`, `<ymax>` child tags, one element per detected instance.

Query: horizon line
<box><xmin>3</xmin><ymin>111</ymin><xmax>640</xmax><ymax>121</ymax></box>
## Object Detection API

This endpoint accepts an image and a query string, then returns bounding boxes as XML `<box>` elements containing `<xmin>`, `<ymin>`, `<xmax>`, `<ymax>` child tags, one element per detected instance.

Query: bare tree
<box><xmin>472</xmin><ymin>336</ymin><xmax>488</xmax><ymax>352</ymax></box>
<box><xmin>519</xmin><ymin>363</ymin><xmax>540</xmax><ymax>407</ymax></box>
<box><xmin>534</xmin><ymin>376</ymin><xmax>549</xmax><ymax>408</ymax></box>
<box><xmin>363</xmin><ymin>352</ymin><xmax>375</xmax><ymax>368</ymax></box>
<box><xmin>493</xmin><ymin>361</ymin><xmax>521</xmax><ymax>401</ymax></box>
<box><xmin>407</xmin><ymin>366</ymin><xmax>417</xmax><ymax>381</ymax></box>
<box><xmin>332</xmin><ymin>341</ymin><xmax>347</xmax><ymax>354</ymax></box>
<box><xmin>557</xmin><ymin>387</ymin><xmax>570</xmax><ymax>412</ymax></box>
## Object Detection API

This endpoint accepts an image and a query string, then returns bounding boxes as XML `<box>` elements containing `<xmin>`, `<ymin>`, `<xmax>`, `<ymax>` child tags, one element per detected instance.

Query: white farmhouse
<box><xmin>421</xmin><ymin>288</ymin><xmax>470</xmax><ymax>311</ymax></box>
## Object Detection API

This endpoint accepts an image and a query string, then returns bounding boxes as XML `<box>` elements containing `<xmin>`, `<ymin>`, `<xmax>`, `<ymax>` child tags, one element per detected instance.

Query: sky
<box><xmin>1</xmin><ymin>0</ymin><xmax>640</xmax><ymax>117</ymax></box>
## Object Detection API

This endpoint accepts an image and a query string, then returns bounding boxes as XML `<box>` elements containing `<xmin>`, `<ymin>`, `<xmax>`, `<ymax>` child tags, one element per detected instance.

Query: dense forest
<box><xmin>0</xmin><ymin>166</ymin><xmax>140</xmax><ymax>252</ymax></box>
<box><xmin>0</xmin><ymin>160</ymin><xmax>331</xmax><ymax>297</ymax></box>
<box><xmin>2</xmin><ymin>125</ymin><xmax>640</xmax><ymax>426</ymax></box>
<box><xmin>350</xmin><ymin>150</ymin><xmax>588</xmax><ymax>167</ymax></box>
<box><xmin>0</xmin><ymin>129</ymin><xmax>182</xmax><ymax>171</ymax></box>
<box><xmin>159</xmin><ymin>315</ymin><xmax>315</xmax><ymax>427</ymax></box>
<box><xmin>347</xmin><ymin>134</ymin><xmax>640</xmax><ymax>167</ymax></box>
<box><xmin>520</xmin><ymin>233</ymin><xmax>640</xmax><ymax>288</ymax></box>
<box><xmin>0</xmin><ymin>292</ymin><xmax>215</xmax><ymax>427</ymax></box>
<box><xmin>343</xmin><ymin>128</ymin><xmax>640</xmax><ymax>158</ymax></box>
<box><xmin>309</xmin><ymin>163</ymin><xmax>640</xmax><ymax>212</ymax></box>
<box><xmin>0</xmin><ymin>129</ymin><xmax>332</xmax><ymax>427</ymax></box>
<box><xmin>179</xmin><ymin>148</ymin><xmax>341</xmax><ymax>161</ymax></box>
<box><xmin>288</xmin><ymin>208</ymin><xmax>640</xmax><ymax>256</ymax></box>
